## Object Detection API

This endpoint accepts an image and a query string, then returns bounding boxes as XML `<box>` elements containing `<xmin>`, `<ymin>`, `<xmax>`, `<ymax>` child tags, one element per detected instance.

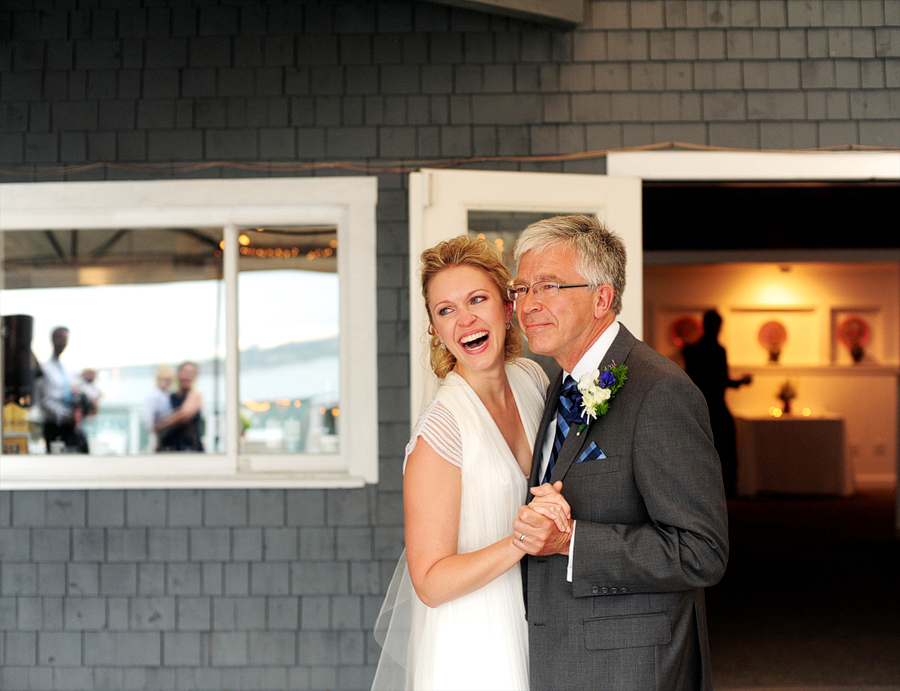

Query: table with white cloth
<box><xmin>735</xmin><ymin>414</ymin><xmax>855</xmax><ymax>497</ymax></box>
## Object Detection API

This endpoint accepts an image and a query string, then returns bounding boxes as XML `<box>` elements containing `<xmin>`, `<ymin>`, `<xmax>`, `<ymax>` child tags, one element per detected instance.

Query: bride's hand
<box><xmin>529</xmin><ymin>481</ymin><xmax>571</xmax><ymax>533</ymax></box>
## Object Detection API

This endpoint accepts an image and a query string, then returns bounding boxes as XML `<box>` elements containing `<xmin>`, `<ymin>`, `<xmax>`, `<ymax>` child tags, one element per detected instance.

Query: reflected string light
<box><xmin>305</xmin><ymin>247</ymin><xmax>334</xmax><ymax>261</ymax></box>
<box><xmin>768</xmin><ymin>407</ymin><xmax>783</xmax><ymax>417</ymax></box>
<box><xmin>243</xmin><ymin>400</ymin><xmax>271</xmax><ymax>412</ymax></box>
<box><xmin>216</xmin><ymin>236</ymin><xmax>337</xmax><ymax>260</ymax></box>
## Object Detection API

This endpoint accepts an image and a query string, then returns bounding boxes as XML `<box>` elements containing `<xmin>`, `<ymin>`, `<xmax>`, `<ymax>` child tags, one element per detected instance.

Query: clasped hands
<box><xmin>512</xmin><ymin>481</ymin><xmax>573</xmax><ymax>557</ymax></box>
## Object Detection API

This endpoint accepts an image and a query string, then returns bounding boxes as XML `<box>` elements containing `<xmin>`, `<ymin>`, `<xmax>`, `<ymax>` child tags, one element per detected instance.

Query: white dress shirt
<box><xmin>537</xmin><ymin>321</ymin><xmax>620</xmax><ymax>581</ymax></box>
<box><xmin>37</xmin><ymin>356</ymin><xmax>74</xmax><ymax>425</ymax></box>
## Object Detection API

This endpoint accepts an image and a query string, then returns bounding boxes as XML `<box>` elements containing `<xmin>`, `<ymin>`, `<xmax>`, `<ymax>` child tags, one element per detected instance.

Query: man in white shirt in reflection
<box><xmin>37</xmin><ymin>326</ymin><xmax>88</xmax><ymax>453</ymax></box>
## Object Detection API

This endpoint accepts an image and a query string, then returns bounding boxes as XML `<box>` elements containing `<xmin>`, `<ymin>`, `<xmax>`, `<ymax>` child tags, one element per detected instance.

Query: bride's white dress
<box><xmin>372</xmin><ymin>359</ymin><xmax>548</xmax><ymax>691</ymax></box>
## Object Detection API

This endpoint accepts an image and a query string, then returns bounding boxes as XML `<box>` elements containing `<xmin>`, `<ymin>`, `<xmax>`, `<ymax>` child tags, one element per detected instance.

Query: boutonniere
<box><xmin>575</xmin><ymin>362</ymin><xmax>628</xmax><ymax>434</ymax></box>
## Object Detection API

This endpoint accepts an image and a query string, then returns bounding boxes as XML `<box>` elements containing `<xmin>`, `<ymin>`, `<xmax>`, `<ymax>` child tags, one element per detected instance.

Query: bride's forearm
<box><xmin>411</xmin><ymin>537</ymin><xmax>523</xmax><ymax>608</ymax></box>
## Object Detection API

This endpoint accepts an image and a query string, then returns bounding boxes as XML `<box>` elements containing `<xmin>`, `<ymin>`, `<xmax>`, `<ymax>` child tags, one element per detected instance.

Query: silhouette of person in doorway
<box><xmin>683</xmin><ymin>310</ymin><xmax>752</xmax><ymax>497</ymax></box>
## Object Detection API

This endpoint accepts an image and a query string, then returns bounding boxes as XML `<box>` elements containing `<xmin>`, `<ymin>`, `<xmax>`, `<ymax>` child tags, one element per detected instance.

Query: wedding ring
<box><xmin>519</xmin><ymin>533</ymin><xmax>526</xmax><ymax>542</ymax></box>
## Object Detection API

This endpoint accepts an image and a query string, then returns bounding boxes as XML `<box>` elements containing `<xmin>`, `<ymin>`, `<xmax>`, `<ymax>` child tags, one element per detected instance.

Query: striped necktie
<box><xmin>542</xmin><ymin>376</ymin><xmax>581</xmax><ymax>484</ymax></box>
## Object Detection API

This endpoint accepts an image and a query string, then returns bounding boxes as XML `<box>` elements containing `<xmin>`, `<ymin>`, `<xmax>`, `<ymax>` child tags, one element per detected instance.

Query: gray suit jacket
<box><xmin>526</xmin><ymin>325</ymin><xmax>729</xmax><ymax>691</ymax></box>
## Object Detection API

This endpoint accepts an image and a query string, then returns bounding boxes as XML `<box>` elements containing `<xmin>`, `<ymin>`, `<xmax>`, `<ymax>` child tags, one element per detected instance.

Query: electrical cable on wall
<box><xmin>1</xmin><ymin>142</ymin><xmax>896</xmax><ymax>178</ymax></box>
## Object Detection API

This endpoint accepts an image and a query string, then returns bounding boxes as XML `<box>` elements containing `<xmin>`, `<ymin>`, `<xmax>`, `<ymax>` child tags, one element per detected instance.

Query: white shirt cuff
<box><xmin>566</xmin><ymin>520</ymin><xmax>576</xmax><ymax>582</ymax></box>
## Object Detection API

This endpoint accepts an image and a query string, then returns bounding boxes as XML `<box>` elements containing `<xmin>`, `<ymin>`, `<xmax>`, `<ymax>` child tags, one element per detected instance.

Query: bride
<box><xmin>372</xmin><ymin>236</ymin><xmax>570</xmax><ymax>690</ymax></box>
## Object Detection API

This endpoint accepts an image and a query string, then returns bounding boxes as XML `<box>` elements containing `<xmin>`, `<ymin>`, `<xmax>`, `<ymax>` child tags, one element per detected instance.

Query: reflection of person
<box><xmin>372</xmin><ymin>236</ymin><xmax>564</xmax><ymax>690</ymax></box>
<box><xmin>510</xmin><ymin>215</ymin><xmax>729</xmax><ymax>690</ymax></box>
<box><xmin>36</xmin><ymin>326</ymin><xmax>87</xmax><ymax>453</ymax></box>
<box><xmin>156</xmin><ymin>361</ymin><xmax>204</xmax><ymax>451</ymax></box>
<box><xmin>73</xmin><ymin>367</ymin><xmax>101</xmax><ymax>420</ymax></box>
<box><xmin>683</xmin><ymin>309</ymin><xmax>752</xmax><ymax>498</ymax></box>
<box><xmin>145</xmin><ymin>365</ymin><xmax>174</xmax><ymax>449</ymax></box>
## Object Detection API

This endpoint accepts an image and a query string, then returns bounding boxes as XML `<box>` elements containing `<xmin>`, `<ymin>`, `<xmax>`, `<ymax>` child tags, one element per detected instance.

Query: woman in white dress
<box><xmin>372</xmin><ymin>236</ymin><xmax>570</xmax><ymax>690</ymax></box>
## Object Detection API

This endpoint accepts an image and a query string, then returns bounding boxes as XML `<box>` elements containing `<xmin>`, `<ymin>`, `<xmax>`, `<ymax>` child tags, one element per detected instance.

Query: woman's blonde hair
<box><xmin>420</xmin><ymin>235</ymin><xmax>521</xmax><ymax>378</ymax></box>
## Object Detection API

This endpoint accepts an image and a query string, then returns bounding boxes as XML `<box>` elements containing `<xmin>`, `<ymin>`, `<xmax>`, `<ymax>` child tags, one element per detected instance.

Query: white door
<box><xmin>408</xmin><ymin>168</ymin><xmax>642</xmax><ymax>418</ymax></box>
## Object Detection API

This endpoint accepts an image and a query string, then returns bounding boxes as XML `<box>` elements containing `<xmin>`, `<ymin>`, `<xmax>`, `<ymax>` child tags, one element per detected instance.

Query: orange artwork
<box><xmin>758</xmin><ymin>321</ymin><xmax>787</xmax><ymax>363</ymax></box>
<box><xmin>837</xmin><ymin>315</ymin><xmax>870</xmax><ymax>363</ymax></box>
<box><xmin>670</xmin><ymin>316</ymin><xmax>702</xmax><ymax>350</ymax></box>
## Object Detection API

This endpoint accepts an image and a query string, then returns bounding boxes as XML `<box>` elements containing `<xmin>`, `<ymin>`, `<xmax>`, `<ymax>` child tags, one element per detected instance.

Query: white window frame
<box><xmin>0</xmin><ymin>177</ymin><xmax>378</xmax><ymax>488</ymax></box>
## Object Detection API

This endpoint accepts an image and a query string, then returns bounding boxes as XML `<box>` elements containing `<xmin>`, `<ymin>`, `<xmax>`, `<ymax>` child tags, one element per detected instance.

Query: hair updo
<box><xmin>420</xmin><ymin>235</ymin><xmax>522</xmax><ymax>379</ymax></box>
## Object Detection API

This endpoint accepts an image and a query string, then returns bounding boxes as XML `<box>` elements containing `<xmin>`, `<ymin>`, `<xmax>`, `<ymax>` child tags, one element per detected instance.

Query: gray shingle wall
<box><xmin>1</xmin><ymin>489</ymin><xmax>388</xmax><ymax>690</ymax></box>
<box><xmin>0</xmin><ymin>0</ymin><xmax>897</xmax><ymax>688</ymax></box>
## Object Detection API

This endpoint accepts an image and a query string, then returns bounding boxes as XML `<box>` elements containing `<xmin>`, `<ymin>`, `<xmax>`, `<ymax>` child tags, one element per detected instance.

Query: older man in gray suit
<box><xmin>511</xmin><ymin>215</ymin><xmax>728</xmax><ymax>690</ymax></box>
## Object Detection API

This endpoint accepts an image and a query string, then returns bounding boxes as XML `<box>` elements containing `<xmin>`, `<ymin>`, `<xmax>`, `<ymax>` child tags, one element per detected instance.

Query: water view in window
<box><xmin>2</xmin><ymin>226</ymin><xmax>341</xmax><ymax>457</ymax></box>
<box><xmin>1</xmin><ymin>227</ymin><xmax>227</xmax><ymax>455</ymax></box>
<box><xmin>237</xmin><ymin>226</ymin><xmax>339</xmax><ymax>455</ymax></box>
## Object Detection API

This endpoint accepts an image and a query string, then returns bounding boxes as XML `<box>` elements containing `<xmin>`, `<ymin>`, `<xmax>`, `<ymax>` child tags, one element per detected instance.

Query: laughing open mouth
<box><xmin>460</xmin><ymin>331</ymin><xmax>489</xmax><ymax>351</ymax></box>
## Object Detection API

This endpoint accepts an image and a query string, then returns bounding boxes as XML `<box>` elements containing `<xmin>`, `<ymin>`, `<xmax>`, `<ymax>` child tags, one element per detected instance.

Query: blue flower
<box><xmin>598</xmin><ymin>369</ymin><xmax>616</xmax><ymax>387</ymax></box>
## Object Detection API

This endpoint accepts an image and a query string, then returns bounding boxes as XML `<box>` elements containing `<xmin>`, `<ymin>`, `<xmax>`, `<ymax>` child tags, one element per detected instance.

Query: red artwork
<box><xmin>670</xmin><ymin>316</ymin><xmax>702</xmax><ymax>350</ymax></box>
<box><xmin>838</xmin><ymin>315</ymin><xmax>871</xmax><ymax>363</ymax></box>
<box><xmin>758</xmin><ymin>320</ymin><xmax>787</xmax><ymax>363</ymax></box>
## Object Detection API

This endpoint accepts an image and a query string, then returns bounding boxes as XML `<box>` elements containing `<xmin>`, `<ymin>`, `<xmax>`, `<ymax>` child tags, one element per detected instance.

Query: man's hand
<box><xmin>528</xmin><ymin>481</ymin><xmax>571</xmax><ymax>532</ymax></box>
<box><xmin>513</xmin><ymin>481</ymin><xmax>573</xmax><ymax>556</ymax></box>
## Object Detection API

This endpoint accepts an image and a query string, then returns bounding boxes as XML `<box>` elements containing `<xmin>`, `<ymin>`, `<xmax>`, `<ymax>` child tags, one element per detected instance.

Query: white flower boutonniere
<box><xmin>575</xmin><ymin>362</ymin><xmax>628</xmax><ymax>434</ymax></box>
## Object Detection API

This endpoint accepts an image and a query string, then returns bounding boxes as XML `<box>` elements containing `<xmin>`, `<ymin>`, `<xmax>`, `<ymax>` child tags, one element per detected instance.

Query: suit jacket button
<box><xmin>619</xmin><ymin>587</ymin><xmax>628</xmax><ymax>594</ymax></box>
<box><xmin>610</xmin><ymin>587</ymin><xmax>619</xmax><ymax>594</ymax></box>
<box><xmin>591</xmin><ymin>585</ymin><xmax>600</xmax><ymax>594</ymax></box>
<box><xmin>600</xmin><ymin>587</ymin><xmax>609</xmax><ymax>594</ymax></box>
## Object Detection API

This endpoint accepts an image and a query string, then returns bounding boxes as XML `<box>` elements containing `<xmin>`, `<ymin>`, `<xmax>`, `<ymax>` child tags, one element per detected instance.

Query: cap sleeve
<box><xmin>404</xmin><ymin>399</ymin><xmax>463</xmax><ymax>472</ymax></box>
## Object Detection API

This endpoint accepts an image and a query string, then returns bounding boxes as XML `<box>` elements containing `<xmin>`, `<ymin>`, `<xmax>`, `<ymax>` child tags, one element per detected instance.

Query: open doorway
<box><xmin>609</xmin><ymin>149</ymin><xmax>900</xmax><ymax>529</ymax></box>
<box><xmin>641</xmin><ymin>181</ymin><xmax>900</xmax><ymax>494</ymax></box>
<box><xmin>611</xmin><ymin>152</ymin><xmax>900</xmax><ymax>689</ymax></box>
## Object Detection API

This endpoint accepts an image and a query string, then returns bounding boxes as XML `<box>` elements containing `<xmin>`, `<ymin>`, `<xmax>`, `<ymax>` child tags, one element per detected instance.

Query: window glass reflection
<box><xmin>1</xmin><ymin>228</ymin><xmax>226</xmax><ymax>455</ymax></box>
<box><xmin>237</xmin><ymin>227</ymin><xmax>339</xmax><ymax>455</ymax></box>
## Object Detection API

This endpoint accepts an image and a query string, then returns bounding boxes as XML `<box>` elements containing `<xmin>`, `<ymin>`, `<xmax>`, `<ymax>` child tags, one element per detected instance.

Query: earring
<box><xmin>440</xmin><ymin>342</ymin><xmax>446</xmax><ymax>350</ymax></box>
<box><xmin>506</xmin><ymin>322</ymin><xmax>511</xmax><ymax>330</ymax></box>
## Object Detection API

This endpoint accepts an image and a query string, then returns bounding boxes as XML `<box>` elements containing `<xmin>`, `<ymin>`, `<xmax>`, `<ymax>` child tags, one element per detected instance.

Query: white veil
<box><xmin>371</xmin><ymin>550</ymin><xmax>424</xmax><ymax>690</ymax></box>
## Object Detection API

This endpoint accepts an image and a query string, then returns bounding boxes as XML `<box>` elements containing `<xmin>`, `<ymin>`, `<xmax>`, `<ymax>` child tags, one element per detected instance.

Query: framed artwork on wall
<box><xmin>832</xmin><ymin>308</ymin><xmax>882</xmax><ymax>365</ymax></box>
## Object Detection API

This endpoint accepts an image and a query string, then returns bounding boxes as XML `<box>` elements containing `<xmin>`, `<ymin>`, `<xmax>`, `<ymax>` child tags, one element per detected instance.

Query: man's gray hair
<box><xmin>514</xmin><ymin>214</ymin><xmax>627</xmax><ymax>314</ymax></box>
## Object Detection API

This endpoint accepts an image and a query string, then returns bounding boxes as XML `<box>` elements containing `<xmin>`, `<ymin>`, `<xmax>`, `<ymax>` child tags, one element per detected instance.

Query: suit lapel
<box><xmin>548</xmin><ymin>325</ymin><xmax>639</xmax><ymax>484</ymax></box>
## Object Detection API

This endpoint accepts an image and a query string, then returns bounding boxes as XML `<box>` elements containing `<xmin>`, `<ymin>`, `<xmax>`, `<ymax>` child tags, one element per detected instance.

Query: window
<box><xmin>0</xmin><ymin>178</ymin><xmax>378</xmax><ymax>488</ymax></box>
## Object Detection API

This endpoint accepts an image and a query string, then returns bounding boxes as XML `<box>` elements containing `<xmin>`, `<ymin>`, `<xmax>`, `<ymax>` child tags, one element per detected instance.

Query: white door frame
<box><xmin>408</xmin><ymin>168</ymin><xmax>642</xmax><ymax>421</ymax></box>
<box><xmin>607</xmin><ymin>150</ymin><xmax>899</xmax><ymax>181</ymax></box>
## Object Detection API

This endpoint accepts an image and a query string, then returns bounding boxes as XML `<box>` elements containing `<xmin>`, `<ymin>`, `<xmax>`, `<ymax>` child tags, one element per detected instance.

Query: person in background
<box><xmin>73</xmin><ymin>367</ymin><xmax>101</xmax><ymax>420</ymax></box>
<box><xmin>36</xmin><ymin>326</ymin><xmax>85</xmax><ymax>453</ymax></box>
<box><xmin>156</xmin><ymin>361</ymin><xmax>204</xmax><ymax>451</ymax></box>
<box><xmin>682</xmin><ymin>309</ymin><xmax>752</xmax><ymax>498</ymax></box>
<box><xmin>145</xmin><ymin>365</ymin><xmax>174</xmax><ymax>451</ymax></box>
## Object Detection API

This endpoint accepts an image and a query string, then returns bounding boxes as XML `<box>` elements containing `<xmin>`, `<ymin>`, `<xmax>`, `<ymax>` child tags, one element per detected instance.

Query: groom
<box><xmin>511</xmin><ymin>215</ymin><xmax>729</xmax><ymax>690</ymax></box>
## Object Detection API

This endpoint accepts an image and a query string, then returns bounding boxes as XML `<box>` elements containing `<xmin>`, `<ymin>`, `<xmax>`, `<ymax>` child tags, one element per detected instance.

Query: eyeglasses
<box><xmin>507</xmin><ymin>281</ymin><xmax>591</xmax><ymax>302</ymax></box>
